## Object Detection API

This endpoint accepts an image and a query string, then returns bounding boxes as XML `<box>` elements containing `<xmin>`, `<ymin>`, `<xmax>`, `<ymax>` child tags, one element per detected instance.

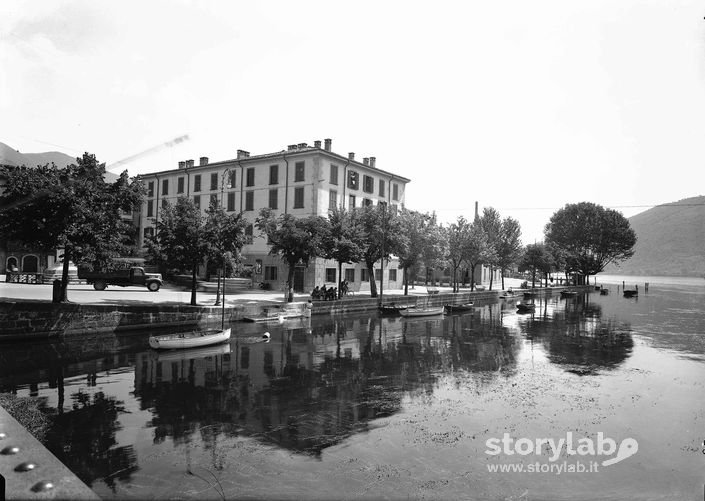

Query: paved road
<box><xmin>0</xmin><ymin>277</ymin><xmax>525</xmax><ymax>307</ymax></box>
<box><xmin>0</xmin><ymin>281</ymin><xmax>451</xmax><ymax>306</ymax></box>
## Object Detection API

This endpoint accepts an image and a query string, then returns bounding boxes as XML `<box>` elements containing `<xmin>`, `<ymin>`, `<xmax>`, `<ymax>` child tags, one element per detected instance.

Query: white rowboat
<box><xmin>149</xmin><ymin>327</ymin><xmax>231</xmax><ymax>350</ymax></box>
<box><xmin>399</xmin><ymin>307</ymin><xmax>445</xmax><ymax>317</ymax></box>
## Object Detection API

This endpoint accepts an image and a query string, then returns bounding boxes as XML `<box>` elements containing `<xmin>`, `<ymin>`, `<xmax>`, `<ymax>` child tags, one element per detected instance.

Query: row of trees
<box><xmin>519</xmin><ymin>202</ymin><xmax>637</xmax><ymax>287</ymax></box>
<box><xmin>254</xmin><ymin>204</ymin><xmax>524</xmax><ymax>301</ymax></box>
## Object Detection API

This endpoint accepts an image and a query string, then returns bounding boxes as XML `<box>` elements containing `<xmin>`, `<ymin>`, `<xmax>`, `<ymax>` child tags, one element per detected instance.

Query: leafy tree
<box><xmin>478</xmin><ymin>207</ymin><xmax>502</xmax><ymax>290</ymax></box>
<box><xmin>496</xmin><ymin>216</ymin><xmax>523</xmax><ymax>290</ymax></box>
<box><xmin>396</xmin><ymin>209</ymin><xmax>439</xmax><ymax>295</ymax></box>
<box><xmin>357</xmin><ymin>205</ymin><xmax>408</xmax><ymax>298</ymax></box>
<box><xmin>323</xmin><ymin>207</ymin><xmax>364</xmax><ymax>298</ymax></box>
<box><xmin>255</xmin><ymin>208</ymin><xmax>329</xmax><ymax>302</ymax></box>
<box><xmin>204</xmin><ymin>203</ymin><xmax>247</xmax><ymax>305</ymax></box>
<box><xmin>445</xmin><ymin>216</ymin><xmax>470</xmax><ymax>293</ymax></box>
<box><xmin>145</xmin><ymin>197</ymin><xmax>208</xmax><ymax>305</ymax></box>
<box><xmin>544</xmin><ymin>202</ymin><xmax>637</xmax><ymax>283</ymax></box>
<box><xmin>463</xmin><ymin>221</ymin><xmax>491</xmax><ymax>291</ymax></box>
<box><xmin>0</xmin><ymin>154</ymin><xmax>142</xmax><ymax>302</ymax></box>
<box><xmin>420</xmin><ymin>221</ymin><xmax>447</xmax><ymax>286</ymax></box>
<box><xmin>518</xmin><ymin>243</ymin><xmax>553</xmax><ymax>288</ymax></box>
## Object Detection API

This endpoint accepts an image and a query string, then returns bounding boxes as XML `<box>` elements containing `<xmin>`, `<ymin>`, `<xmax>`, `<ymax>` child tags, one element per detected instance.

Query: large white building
<box><xmin>137</xmin><ymin>138</ymin><xmax>410</xmax><ymax>293</ymax></box>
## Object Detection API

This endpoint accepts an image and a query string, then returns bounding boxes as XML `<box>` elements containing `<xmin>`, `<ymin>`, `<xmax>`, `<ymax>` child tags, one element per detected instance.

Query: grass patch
<box><xmin>0</xmin><ymin>393</ymin><xmax>50</xmax><ymax>443</ymax></box>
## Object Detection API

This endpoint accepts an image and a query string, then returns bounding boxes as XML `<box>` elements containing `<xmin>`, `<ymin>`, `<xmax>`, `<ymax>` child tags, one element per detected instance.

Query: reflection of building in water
<box><xmin>132</xmin><ymin>314</ymin><xmax>521</xmax><ymax>455</ymax></box>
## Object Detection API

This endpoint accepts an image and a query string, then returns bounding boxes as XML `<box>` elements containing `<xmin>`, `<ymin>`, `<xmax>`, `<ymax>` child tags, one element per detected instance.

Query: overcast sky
<box><xmin>2</xmin><ymin>0</ymin><xmax>704</xmax><ymax>243</ymax></box>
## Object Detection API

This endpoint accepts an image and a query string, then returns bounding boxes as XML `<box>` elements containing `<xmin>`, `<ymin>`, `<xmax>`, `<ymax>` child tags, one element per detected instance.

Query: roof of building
<box><xmin>139</xmin><ymin>145</ymin><xmax>411</xmax><ymax>183</ymax></box>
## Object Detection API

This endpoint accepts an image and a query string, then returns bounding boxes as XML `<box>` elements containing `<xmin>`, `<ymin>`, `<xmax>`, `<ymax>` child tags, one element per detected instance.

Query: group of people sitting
<box><xmin>311</xmin><ymin>280</ymin><xmax>351</xmax><ymax>301</ymax></box>
<box><xmin>311</xmin><ymin>284</ymin><xmax>338</xmax><ymax>301</ymax></box>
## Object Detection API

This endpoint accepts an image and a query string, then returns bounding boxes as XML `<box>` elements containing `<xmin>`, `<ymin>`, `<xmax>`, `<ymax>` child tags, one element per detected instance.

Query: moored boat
<box><xmin>560</xmin><ymin>290</ymin><xmax>578</xmax><ymax>298</ymax></box>
<box><xmin>444</xmin><ymin>302</ymin><xmax>474</xmax><ymax>313</ymax></box>
<box><xmin>600</xmin><ymin>288</ymin><xmax>609</xmax><ymax>295</ymax></box>
<box><xmin>379</xmin><ymin>304</ymin><xmax>409</xmax><ymax>314</ymax></box>
<box><xmin>399</xmin><ymin>306</ymin><xmax>445</xmax><ymax>317</ymax></box>
<box><xmin>623</xmin><ymin>289</ymin><xmax>638</xmax><ymax>298</ymax></box>
<box><xmin>149</xmin><ymin>328</ymin><xmax>232</xmax><ymax>350</ymax></box>
<box><xmin>516</xmin><ymin>303</ymin><xmax>536</xmax><ymax>313</ymax></box>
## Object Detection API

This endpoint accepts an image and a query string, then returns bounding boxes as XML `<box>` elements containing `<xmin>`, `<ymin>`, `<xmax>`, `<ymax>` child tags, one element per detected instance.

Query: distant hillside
<box><xmin>0</xmin><ymin>142</ymin><xmax>117</xmax><ymax>182</ymax></box>
<box><xmin>605</xmin><ymin>195</ymin><xmax>705</xmax><ymax>277</ymax></box>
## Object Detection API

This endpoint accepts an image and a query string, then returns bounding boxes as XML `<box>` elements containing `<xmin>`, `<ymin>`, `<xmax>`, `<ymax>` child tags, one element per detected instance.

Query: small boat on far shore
<box><xmin>399</xmin><ymin>306</ymin><xmax>445</xmax><ymax>317</ymax></box>
<box><xmin>560</xmin><ymin>290</ymin><xmax>578</xmax><ymax>298</ymax></box>
<box><xmin>623</xmin><ymin>289</ymin><xmax>638</xmax><ymax>298</ymax></box>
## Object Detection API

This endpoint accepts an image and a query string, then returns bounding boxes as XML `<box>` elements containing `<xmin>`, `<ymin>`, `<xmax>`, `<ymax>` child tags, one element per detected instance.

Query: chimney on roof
<box><xmin>199</xmin><ymin>156</ymin><xmax>209</xmax><ymax>166</ymax></box>
<box><xmin>348</xmin><ymin>152</ymin><xmax>355</xmax><ymax>161</ymax></box>
<box><xmin>363</xmin><ymin>157</ymin><xmax>369</xmax><ymax>165</ymax></box>
<box><xmin>298</xmin><ymin>143</ymin><xmax>308</xmax><ymax>149</ymax></box>
<box><xmin>324</xmin><ymin>138</ymin><xmax>332</xmax><ymax>151</ymax></box>
<box><xmin>288</xmin><ymin>144</ymin><xmax>297</xmax><ymax>151</ymax></box>
<box><xmin>314</xmin><ymin>140</ymin><xmax>322</xmax><ymax>148</ymax></box>
<box><xmin>178</xmin><ymin>161</ymin><xmax>186</xmax><ymax>169</ymax></box>
<box><xmin>186</xmin><ymin>159</ymin><xmax>194</xmax><ymax>168</ymax></box>
<box><xmin>475</xmin><ymin>201</ymin><xmax>479</xmax><ymax>219</ymax></box>
<box><xmin>237</xmin><ymin>149</ymin><xmax>250</xmax><ymax>159</ymax></box>
<box><xmin>369</xmin><ymin>156</ymin><xmax>376</xmax><ymax>168</ymax></box>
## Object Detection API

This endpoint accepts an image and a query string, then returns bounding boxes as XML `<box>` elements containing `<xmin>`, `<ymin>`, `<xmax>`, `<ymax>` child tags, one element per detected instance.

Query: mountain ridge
<box><xmin>604</xmin><ymin>195</ymin><xmax>705</xmax><ymax>277</ymax></box>
<box><xmin>0</xmin><ymin>141</ymin><xmax>118</xmax><ymax>182</ymax></box>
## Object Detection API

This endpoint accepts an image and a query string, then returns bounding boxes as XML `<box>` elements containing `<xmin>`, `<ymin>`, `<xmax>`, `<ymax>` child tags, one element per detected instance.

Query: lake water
<box><xmin>1</xmin><ymin>278</ymin><xmax>704</xmax><ymax>500</ymax></box>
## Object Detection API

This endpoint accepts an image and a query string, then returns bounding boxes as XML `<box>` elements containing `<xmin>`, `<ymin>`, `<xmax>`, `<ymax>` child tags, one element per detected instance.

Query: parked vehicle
<box><xmin>78</xmin><ymin>266</ymin><xmax>163</xmax><ymax>291</ymax></box>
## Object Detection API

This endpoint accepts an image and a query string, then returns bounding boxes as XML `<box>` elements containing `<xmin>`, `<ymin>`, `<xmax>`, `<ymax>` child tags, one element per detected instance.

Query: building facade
<box><xmin>136</xmin><ymin>139</ymin><xmax>410</xmax><ymax>294</ymax></box>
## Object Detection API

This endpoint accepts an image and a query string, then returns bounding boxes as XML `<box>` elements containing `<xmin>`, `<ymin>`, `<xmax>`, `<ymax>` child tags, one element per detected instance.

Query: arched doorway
<box><xmin>22</xmin><ymin>254</ymin><xmax>39</xmax><ymax>272</ymax></box>
<box><xmin>6</xmin><ymin>257</ymin><xmax>18</xmax><ymax>272</ymax></box>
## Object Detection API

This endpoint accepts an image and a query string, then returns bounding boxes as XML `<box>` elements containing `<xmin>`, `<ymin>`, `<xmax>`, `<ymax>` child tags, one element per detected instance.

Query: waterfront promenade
<box><xmin>0</xmin><ymin>278</ymin><xmax>525</xmax><ymax>307</ymax></box>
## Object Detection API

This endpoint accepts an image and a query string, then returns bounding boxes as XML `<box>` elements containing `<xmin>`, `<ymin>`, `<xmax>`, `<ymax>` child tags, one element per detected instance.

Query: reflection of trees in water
<box><xmin>42</xmin><ymin>391</ymin><xmax>138</xmax><ymax>491</ymax></box>
<box><xmin>133</xmin><ymin>311</ymin><xmax>521</xmax><ymax>458</ymax></box>
<box><xmin>522</xmin><ymin>295</ymin><xmax>633</xmax><ymax>374</ymax></box>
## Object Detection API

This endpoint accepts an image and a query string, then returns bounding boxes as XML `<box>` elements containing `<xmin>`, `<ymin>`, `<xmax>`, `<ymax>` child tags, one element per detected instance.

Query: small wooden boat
<box><xmin>599</xmin><ymin>288</ymin><xmax>609</xmax><ymax>295</ymax></box>
<box><xmin>516</xmin><ymin>303</ymin><xmax>536</xmax><ymax>313</ymax></box>
<box><xmin>523</xmin><ymin>291</ymin><xmax>536</xmax><ymax>299</ymax></box>
<box><xmin>243</xmin><ymin>302</ymin><xmax>312</xmax><ymax>322</ymax></box>
<box><xmin>444</xmin><ymin>302</ymin><xmax>474</xmax><ymax>313</ymax></box>
<box><xmin>498</xmin><ymin>291</ymin><xmax>516</xmax><ymax>299</ymax></box>
<box><xmin>623</xmin><ymin>289</ymin><xmax>638</xmax><ymax>298</ymax></box>
<box><xmin>399</xmin><ymin>306</ymin><xmax>445</xmax><ymax>317</ymax></box>
<box><xmin>149</xmin><ymin>328</ymin><xmax>231</xmax><ymax>350</ymax></box>
<box><xmin>379</xmin><ymin>304</ymin><xmax>409</xmax><ymax>314</ymax></box>
<box><xmin>560</xmin><ymin>290</ymin><xmax>578</xmax><ymax>298</ymax></box>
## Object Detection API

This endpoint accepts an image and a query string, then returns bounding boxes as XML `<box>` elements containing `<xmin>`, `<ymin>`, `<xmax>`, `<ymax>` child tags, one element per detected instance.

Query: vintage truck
<box><xmin>78</xmin><ymin>265</ymin><xmax>163</xmax><ymax>291</ymax></box>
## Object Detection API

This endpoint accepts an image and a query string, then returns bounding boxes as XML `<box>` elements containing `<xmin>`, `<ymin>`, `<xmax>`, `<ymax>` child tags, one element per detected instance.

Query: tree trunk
<box><xmin>367</xmin><ymin>262</ymin><xmax>378</xmax><ymax>297</ymax></box>
<box><xmin>501</xmin><ymin>269</ymin><xmax>505</xmax><ymax>290</ymax></box>
<box><xmin>338</xmin><ymin>261</ymin><xmax>343</xmax><ymax>299</ymax></box>
<box><xmin>57</xmin><ymin>250</ymin><xmax>70</xmax><ymax>303</ymax></box>
<box><xmin>286</xmin><ymin>264</ymin><xmax>295</xmax><ymax>302</ymax></box>
<box><xmin>403</xmin><ymin>267</ymin><xmax>409</xmax><ymax>295</ymax></box>
<box><xmin>190</xmin><ymin>266</ymin><xmax>198</xmax><ymax>306</ymax></box>
<box><xmin>489</xmin><ymin>266</ymin><xmax>494</xmax><ymax>291</ymax></box>
<box><xmin>469</xmin><ymin>264</ymin><xmax>476</xmax><ymax>291</ymax></box>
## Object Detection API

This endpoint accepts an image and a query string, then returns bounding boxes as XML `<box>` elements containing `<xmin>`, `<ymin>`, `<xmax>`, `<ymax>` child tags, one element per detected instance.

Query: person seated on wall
<box><xmin>311</xmin><ymin>285</ymin><xmax>321</xmax><ymax>300</ymax></box>
<box><xmin>320</xmin><ymin>284</ymin><xmax>327</xmax><ymax>300</ymax></box>
<box><xmin>325</xmin><ymin>287</ymin><xmax>337</xmax><ymax>301</ymax></box>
